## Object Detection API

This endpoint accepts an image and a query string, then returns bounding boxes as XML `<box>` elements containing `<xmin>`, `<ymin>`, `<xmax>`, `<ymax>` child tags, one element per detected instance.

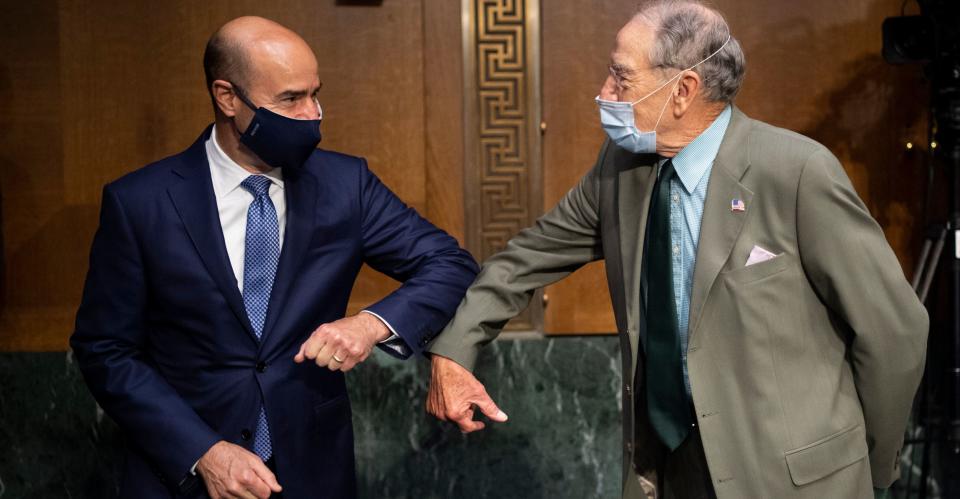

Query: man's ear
<box><xmin>211</xmin><ymin>80</ymin><xmax>238</xmax><ymax>117</ymax></box>
<box><xmin>672</xmin><ymin>70</ymin><xmax>702</xmax><ymax>118</ymax></box>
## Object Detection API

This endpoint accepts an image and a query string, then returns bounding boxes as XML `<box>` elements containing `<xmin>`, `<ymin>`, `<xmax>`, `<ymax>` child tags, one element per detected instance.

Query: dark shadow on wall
<box><xmin>335</xmin><ymin>0</ymin><xmax>384</xmax><ymax>5</ymax></box>
<box><xmin>800</xmin><ymin>54</ymin><xmax>928</xmax><ymax>240</ymax></box>
<box><xmin>0</xmin><ymin>64</ymin><xmax>10</xmax><ymax>319</ymax></box>
<box><xmin>741</xmin><ymin>2</ymin><xmax>929</xmax><ymax>262</ymax></box>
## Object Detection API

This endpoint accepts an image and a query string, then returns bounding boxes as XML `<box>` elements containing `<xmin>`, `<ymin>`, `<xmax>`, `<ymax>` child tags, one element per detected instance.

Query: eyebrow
<box><xmin>277</xmin><ymin>89</ymin><xmax>308</xmax><ymax>100</ymax></box>
<box><xmin>276</xmin><ymin>81</ymin><xmax>324</xmax><ymax>100</ymax></box>
<box><xmin>609</xmin><ymin>63</ymin><xmax>633</xmax><ymax>78</ymax></box>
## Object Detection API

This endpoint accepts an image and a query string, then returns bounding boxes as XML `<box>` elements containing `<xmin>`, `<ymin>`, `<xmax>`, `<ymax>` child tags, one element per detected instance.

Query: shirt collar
<box><xmin>206</xmin><ymin>124</ymin><xmax>284</xmax><ymax>200</ymax></box>
<box><xmin>667</xmin><ymin>105</ymin><xmax>732</xmax><ymax>194</ymax></box>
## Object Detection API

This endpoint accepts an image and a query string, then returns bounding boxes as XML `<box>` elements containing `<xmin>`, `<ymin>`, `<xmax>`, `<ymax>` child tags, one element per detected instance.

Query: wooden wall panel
<box><xmin>0</xmin><ymin>0</ymin><xmax>446</xmax><ymax>350</ymax></box>
<box><xmin>540</xmin><ymin>0</ymin><xmax>928</xmax><ymax>334</ymax></box>
<box><xmin>541</xmin><ymin>0</ymin><xmax>646</xmax><ymax>334</ymax></box>
<box><xmin>462</xmin><ymin>0</ymin><xmax>544</xmax><ymax>331</ymax></box>
<box><xmin>423</xmin><ymin>0</ymin><xmax>466</xmax><ymax>242</ymax></box>
<box><xmin>0</xmin><ymin>0</ymin><xmax>74</xmax><ymax>350</ymax></box>
<box><xmin>0</xmin><ymin>0</ymin><xmax>931</xmax><ymax>348</ymax></box>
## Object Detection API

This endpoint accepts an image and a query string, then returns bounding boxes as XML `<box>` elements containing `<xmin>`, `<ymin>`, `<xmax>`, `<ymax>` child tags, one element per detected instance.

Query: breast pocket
<box><xmin>722</xmin><ymin>253</ymin><xmax>792</xmax><ymax>286</ymax></box>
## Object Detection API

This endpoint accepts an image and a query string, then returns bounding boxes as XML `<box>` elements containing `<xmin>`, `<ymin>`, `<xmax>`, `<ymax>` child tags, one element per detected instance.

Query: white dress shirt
<box><xmin>206</xmin><ymin>126</ymin><xmax>286</xmax><ymax>292</ymax></box>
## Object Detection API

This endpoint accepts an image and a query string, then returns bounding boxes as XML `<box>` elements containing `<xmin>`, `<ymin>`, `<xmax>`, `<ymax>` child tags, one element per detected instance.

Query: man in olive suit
<box><xmin>424</xmin><ymin>1</ymin><xmax>929</xmax><ymax>498</ymax></box>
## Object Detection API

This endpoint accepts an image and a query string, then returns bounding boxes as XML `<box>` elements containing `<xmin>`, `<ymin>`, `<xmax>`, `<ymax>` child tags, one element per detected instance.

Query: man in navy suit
<box><xmin>71</xmin><ymin>16</ymin><xmax>478</xmax><ymax>498</ymax></box>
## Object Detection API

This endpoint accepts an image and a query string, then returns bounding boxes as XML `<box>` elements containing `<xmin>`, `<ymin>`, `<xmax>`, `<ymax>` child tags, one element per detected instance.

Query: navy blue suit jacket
<box><xmin>71</xmin><ymin>127</ymin><xmax>478</xmax><ymax>498</ymax></box>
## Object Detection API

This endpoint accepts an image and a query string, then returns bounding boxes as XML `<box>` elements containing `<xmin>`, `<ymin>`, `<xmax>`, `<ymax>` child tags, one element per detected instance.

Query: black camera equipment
<box><xmin>884</xmin><ymin>1</ymin><xmax>960</xmax><ymax>497</ymax></box>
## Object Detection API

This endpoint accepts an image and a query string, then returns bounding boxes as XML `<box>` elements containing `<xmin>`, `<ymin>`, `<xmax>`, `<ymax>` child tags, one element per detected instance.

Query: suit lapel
<box><xmin>260</xmin><ymin>168</ymin><xmax>317</xmax><ymax>345</ymax></box>
<box><xmin>687</xmin><ymin>107</ymin><xmax>754</xmax><ymax>344</ymax></box>
<box><xmin>615</xmin><ymin>150</ymin><xmax>659</xmax><ymax>380</ymax></box>
<box><xmin>167</xmin><ymin>127</ymin><xmax>257</xmax><ymax>342</ymax></box>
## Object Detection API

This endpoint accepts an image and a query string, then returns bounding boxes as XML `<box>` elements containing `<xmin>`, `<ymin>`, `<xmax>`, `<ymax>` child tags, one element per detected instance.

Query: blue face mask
<box><xmin>595</xmin><ymin>36</ymin><xmax>731</xmax><ymax>154</ymax></box>
<box><xmin>595</xmin><ymin>78</ymin><xmax>677</xmax><ymax>154</ymax></box>
<box><xmin>232</xmin><ymin>84</ymin><xmax>323</xmax><ymax>170</ymax></box>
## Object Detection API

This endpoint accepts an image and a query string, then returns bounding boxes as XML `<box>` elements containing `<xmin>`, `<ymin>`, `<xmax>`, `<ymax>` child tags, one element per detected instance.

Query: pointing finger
<box><xmin>472</xmin><ymin>393</ymin><xmax>508</xmax><ymax>422</ymax></box>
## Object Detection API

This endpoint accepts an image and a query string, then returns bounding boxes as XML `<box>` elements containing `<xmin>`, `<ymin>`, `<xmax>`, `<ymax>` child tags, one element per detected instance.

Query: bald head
<box><xmin>203</xmin><ymin>16</ymin><xmax>319</xmax><ymax>110</ymax></box>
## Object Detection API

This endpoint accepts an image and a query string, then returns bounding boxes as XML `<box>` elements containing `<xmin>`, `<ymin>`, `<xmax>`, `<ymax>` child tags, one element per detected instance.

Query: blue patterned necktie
<box><xmin>240</xmin><ymin>175</ymin><xmax>280</xmax><ymax>461</ymax></box>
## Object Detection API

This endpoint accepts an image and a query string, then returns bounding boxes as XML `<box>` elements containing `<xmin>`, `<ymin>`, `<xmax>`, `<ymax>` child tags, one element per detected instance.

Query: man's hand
<box><xmin>426</xmin><ymin>354</ymin><xmax>508</xmax><ymax>433</ymax></box>
<box><xmin>196</xmin><ymin>441</ymin><xmax>281</xmax><ymax>499</ymax></box>
<box><xmin>294</xmin><ymin>313</ymin><xmax>390</xmax><ymax>372</ymax></box>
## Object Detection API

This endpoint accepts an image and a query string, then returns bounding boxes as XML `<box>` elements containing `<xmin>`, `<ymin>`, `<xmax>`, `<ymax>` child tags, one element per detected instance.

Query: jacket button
<box><xmin>241</xmin><ymin>429</ymin><xmax>252</xmax><ymax>441</ymax></box>
<box><xmin>625</xmin><ymin>383</ymin><xmax>632</xmax><ymax>397</ymax></box>
<box><xmin>256</xmin><ymin>361</ymin><xmax>267</xmax><ymax>373</ymax></box>
<box><xmin>626</xmin><ymin>442</ymin><xmax>633</xmax><ymax>454</ymax></box>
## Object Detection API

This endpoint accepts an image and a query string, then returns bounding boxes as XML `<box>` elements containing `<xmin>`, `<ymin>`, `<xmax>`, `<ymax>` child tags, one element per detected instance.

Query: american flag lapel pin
<box><xmin>731</xmin><ymin>198</ymin><xmax>746</xmax><ymax>212</ymax></box>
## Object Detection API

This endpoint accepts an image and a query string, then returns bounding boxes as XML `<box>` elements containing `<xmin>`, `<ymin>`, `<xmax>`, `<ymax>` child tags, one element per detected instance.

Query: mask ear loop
<box><xmin>629</xmin><ymin>71</ymin><xmax>684</xmax><ymax>106</ymax></box>
<box><xmin>230</xmin><ymin>82</ymin><xmax>259</xmax><ymax>112</ymax></box>
<box><xmin>648</xmin><ymin>34</ymin><xmax>732</xmax><ymax>129</ymax></box>
<box><xmin>630</xmin><ymin>34</ymin><xmax>732</xmax><ymax>107</ymax></box>
<box><xmin>227</xmin><ymin>82</ymin><xmax>260</xmax><ymax>137</ymax></box>
<box><xmin>653</xmin><ymin>77</ymin><xmax>681</xmax><ymax>130</ymax></box>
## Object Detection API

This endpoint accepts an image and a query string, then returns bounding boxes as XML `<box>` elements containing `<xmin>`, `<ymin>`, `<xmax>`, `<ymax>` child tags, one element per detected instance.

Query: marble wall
<box><xmin>0</xmin><ymin>336</ymin><xmax>939</xmax><ymax>498</ymax></box>
<box><xmin>0</xmin><ymin>336</ymin><xmax>624</xmax><ymax>498</ymax></box>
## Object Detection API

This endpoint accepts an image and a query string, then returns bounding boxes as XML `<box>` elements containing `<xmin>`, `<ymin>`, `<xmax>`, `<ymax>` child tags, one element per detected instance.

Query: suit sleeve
<box><xmin>796</xmin><ymin>149</ymin><xmax>929</xmax><ymax>488</ymax></box>
<box><xmin>427</xmin><ymin>144</ymin><xmax>607</xmax><ymax>371</ymax></box>
<box><xmin>358</xmin><ymin>159</ymin><xmax>480</xmax><ymax>358</ymax></box>
<box><xmin>71</xmin><ymin>185</ymin><xmax>221</xmax><ymax>489</ymax></box>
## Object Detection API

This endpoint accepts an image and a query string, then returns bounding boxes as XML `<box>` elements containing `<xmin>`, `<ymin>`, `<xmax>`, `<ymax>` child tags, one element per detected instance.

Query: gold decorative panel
<box><xmin>462</xmin><ymin>0</ymin><xmax>542</xmax><ymax>331</ymax></box>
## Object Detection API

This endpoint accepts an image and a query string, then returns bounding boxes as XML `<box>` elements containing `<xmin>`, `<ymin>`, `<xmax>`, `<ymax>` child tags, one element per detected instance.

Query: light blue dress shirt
<box><xmin>657</xmin><ymin>105</ymin><xmax>731</xmax><ymax>395</ymax></box>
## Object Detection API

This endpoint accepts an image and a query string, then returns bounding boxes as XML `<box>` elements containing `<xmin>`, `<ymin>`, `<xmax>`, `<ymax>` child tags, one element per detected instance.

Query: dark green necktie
<box><xmin>642</xmin><ymin>160</ymin><xmax>692</xmax><ymax>451</ymax></box>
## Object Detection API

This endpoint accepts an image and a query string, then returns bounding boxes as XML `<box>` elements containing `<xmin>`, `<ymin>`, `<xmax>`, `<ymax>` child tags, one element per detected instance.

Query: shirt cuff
<box><xmin>360</xmin><ymin>310</ymin><xmax>411</xmax><ymax>358</ymax></box>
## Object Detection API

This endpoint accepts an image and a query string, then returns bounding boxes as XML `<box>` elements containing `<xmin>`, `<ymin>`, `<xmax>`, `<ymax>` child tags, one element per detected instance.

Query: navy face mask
<box><xmin>232</xmin><ymin>83</ymin><xmax>323</xmax><ymax>170</ymax></box>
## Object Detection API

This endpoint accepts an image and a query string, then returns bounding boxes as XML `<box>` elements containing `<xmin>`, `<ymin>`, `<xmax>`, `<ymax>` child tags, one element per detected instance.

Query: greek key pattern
<box><xmin>464</xmin><ymin>0</ymin><xmax>542</xmax><ymax>330</ymax></box>
<box><xmin>473</xmin><ymin>0</ymin><xmax>530</xmax><ymax>258</ymax></box>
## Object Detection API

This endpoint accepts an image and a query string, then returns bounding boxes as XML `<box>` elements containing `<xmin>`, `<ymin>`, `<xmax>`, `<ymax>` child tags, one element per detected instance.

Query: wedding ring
<box><xmin>332</xmin><ymin>354</ymin><xmax>345</xmax><ymax>363</ymax></box>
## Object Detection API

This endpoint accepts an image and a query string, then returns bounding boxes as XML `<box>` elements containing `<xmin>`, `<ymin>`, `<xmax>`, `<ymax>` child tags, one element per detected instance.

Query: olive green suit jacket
<box><xmin>428</xmin><ymin>107</ymin><xmax>928</xmax><ymax>498</ymax></box>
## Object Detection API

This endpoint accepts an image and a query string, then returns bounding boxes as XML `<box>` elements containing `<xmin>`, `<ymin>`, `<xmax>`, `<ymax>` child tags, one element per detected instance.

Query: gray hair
<box><xmin>634</xmin><ymin>0</ymin><xmax>746</xmax><ymax>103</ymax></box>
